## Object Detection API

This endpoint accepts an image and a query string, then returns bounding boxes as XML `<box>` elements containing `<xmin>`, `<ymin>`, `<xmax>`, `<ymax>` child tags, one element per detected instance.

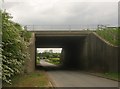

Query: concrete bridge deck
<box><xmin>34</xmin><ymin>31</ymin><xmax>91</xmax><ymax>37</ymax></box>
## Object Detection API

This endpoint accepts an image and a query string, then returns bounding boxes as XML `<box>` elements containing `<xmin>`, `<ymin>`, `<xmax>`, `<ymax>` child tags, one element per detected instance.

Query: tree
<box><xmin>49</xmin><ymin>50</ymin><xmax>53</xmax><ymax>53</ymax></box>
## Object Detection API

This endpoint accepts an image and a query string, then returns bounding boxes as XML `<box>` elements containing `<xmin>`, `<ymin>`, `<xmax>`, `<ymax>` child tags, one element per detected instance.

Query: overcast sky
<box><xmin>3</xmin><ymin>0</ymin><xmax>119</xmax><ymax>27</ymax></box>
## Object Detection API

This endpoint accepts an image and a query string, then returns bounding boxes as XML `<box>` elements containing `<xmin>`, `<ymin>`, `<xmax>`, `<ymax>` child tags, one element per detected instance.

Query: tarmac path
<box><xmin>40</xmin><ymin>60</ymin><xmax>118</xmax><ymax>87</ymax></box>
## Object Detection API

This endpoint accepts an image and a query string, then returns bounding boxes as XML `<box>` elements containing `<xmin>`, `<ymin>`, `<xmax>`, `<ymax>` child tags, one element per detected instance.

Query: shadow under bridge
<box><xmin>35</xmin><ymin>31</ymin><xmax>89</xmax><ymax>69</ymax></box>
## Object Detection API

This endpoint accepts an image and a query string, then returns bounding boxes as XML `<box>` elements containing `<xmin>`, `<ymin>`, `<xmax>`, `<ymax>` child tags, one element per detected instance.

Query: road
<box><xmin>40</xmin><ymin>60</ymin><xmax>118</xmax><ymax>87</ymax></box>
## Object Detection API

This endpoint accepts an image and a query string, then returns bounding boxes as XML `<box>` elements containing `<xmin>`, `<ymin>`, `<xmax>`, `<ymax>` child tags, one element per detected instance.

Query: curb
<box><xmin>83</xmin><ymin>71</ymin><xmax>119</xmax><ymax>82</ymax></box>
<box><xmin>44</xmin><ymin>70</ymin><xmax>56</xmax><ymax>89</ymax></box>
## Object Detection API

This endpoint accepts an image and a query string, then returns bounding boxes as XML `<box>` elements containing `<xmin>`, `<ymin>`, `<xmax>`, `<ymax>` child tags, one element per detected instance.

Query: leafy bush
<box><xmin>2</xmin><ymin>11</ymin><xmax>31</xmax><ymax>84</ymax></box>
<box><xmin>49</xmin><ymin>58</ymin><xmax>60</xmax><ymax>65</ymax></box>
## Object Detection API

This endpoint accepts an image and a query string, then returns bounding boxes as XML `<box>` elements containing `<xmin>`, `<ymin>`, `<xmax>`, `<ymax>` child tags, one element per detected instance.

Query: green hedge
<box><xmin>49</xmin><ymin>58</ymin><xmax>60</xmax><ymax>65</ymax></box>
<box><xmin>2</xmin><ymin>11</ymin><xmax>31</xmax><ymax>84</ymax></box>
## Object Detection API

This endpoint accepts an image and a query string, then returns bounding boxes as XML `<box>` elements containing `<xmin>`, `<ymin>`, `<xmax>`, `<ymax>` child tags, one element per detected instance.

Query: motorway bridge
<box><xmin>26</xmin><ymin>25</ymin><xmax>118</xmax><ymax>74</ymax></box>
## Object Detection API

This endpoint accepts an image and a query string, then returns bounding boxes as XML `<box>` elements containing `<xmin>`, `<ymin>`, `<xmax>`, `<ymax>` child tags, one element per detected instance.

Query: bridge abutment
<box><xmin>25</xmin><ymin>33</ymin><xmax>36</xmax><ymax>73</ymax></box>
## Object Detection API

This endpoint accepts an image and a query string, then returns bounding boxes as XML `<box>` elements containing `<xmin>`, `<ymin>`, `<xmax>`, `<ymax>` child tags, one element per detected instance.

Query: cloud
<box><xmin>63</xmin><ymin>2</ymin><xmax>118</xmax><ymax>25</ymax></box>
<box><xmin>3</xmin><ymin>0</ymin><xmax>118</xmax><ymax>27</ymax></box>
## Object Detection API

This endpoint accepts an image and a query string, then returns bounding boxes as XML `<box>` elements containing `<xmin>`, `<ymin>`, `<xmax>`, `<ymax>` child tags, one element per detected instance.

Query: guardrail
<box><xmin>24</xmin><ymin>25</ymin><xmax>98</xmax><ymax>31</ymax></box>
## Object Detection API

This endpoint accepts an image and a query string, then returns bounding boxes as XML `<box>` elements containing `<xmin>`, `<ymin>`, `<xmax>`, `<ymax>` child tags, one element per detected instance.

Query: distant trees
<box><xmin>37</xmin><ymin>50</ymin><xmax>61</xmax><ymax>65</ymax></box>
<box><xmin>40</xmin><ymin>50</ymin><xmax>60</xmax><ymax>59</ymax></box>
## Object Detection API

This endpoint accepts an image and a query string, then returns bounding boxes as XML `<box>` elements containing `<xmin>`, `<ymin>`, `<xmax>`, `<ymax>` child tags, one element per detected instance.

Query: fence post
<box><xmin>69</xmin><ymin>25</ymin><xmax>71</xmax><ymax>32</ymax></box>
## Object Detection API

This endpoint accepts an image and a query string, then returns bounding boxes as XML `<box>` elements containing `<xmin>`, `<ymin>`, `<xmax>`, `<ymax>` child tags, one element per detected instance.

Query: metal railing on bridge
<box><xmin>24</xmin><ymin>25</ymin><xmax>98</xmax><ymax>31</ymax></box>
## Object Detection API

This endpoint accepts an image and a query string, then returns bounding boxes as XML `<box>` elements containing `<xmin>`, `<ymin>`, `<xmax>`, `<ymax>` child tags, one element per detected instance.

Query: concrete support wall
<box><xmin>60</xmin><ymin>48</ymin><xmax>65</xmax><ymax>67</ymax></box>
<box><xmin>62</xmin><ymin>45</ymin><xmax>81</xmax><ymax>68</ymax></box>
<box><xmin>82</xmin><ymin>32</ymin><xmax>118</xmax><ymax>72</ymax></box>
<box><xmin>26</xmin><ymin>33</ymin><xmax>35</xmax><ymax>73</ymax></box>
<box><xmin>60</xmin><ymin>42</ymin><xmax>85</xmax><ymax>69</ymax></box>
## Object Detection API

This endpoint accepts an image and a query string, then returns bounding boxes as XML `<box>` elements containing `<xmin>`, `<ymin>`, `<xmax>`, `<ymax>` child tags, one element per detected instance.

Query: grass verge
<box><xmin>88</xmin><ymin>72</ymin><xmax>119</xmax><ymax>81</ymax></box>
<box><xmin>2</xmin><ymin>70</ymin><xmax>51</xmax><ymax>87</ymax></box>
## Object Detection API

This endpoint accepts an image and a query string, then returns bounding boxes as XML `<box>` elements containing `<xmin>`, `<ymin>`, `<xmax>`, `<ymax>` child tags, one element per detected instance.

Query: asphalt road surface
<box><xmin>40</xmin><ymin>60</ymin><xmax>118</xmax><ymax>87</ymax></box>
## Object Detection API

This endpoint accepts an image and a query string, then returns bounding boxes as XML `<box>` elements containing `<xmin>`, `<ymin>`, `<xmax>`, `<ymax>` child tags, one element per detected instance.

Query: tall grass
<box><xmin>96</xmin><ymin>27</ymin><xmax>119</xmax><ymax>46</ymax></box>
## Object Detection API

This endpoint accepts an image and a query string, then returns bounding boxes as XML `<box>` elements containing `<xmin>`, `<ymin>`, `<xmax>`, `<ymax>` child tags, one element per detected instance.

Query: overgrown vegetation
<box><xmin>2</xmin><ymin>11</ymin><xmax>31</xmax><ymax>84</ymax></box>
<box><xmin>96</xmin><ymin>27</ymin><xmax>119</xmax><ymax>46</ymax></box>
<box><xmin>2</xmin><ymin>70</ymin><xmax>50</xmax><ymax>87</ymax></box>
<box><xmin>0</xmin><ymin>10</ymin><xmax>2</xmax><ymax>82</ymax></box>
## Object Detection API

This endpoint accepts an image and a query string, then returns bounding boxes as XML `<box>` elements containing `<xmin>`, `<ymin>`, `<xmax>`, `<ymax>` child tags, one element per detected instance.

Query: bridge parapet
<box><xmin>25</xmin><ymin>25</ymin><xmax>97</xmax><ymax>32</ymax></box>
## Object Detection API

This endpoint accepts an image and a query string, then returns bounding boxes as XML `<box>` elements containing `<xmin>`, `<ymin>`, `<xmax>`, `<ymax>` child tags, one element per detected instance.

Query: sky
<box><xmin>2</xmin><ymin>0</ymin><xmax>119</xmax><ymax>28</ymax></box>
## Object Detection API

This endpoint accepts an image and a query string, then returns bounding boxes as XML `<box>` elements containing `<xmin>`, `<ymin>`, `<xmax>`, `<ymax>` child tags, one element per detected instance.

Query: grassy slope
<box><xmin>96</xmin><ymin>27</ymin><xmax>119</xmax><ymax>46</ymax></box>
<box><xmin>95</xmin><ymin>27</ymin><xmax>119</xmax><ymax>81</ymax></box>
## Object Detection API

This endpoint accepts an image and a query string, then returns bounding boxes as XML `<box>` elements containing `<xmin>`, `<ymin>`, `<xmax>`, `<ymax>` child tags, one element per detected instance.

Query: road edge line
<box><xmin>44</xmin><ymin>70</ymin><xmax>57</xmax><ymax>89</ymax></box>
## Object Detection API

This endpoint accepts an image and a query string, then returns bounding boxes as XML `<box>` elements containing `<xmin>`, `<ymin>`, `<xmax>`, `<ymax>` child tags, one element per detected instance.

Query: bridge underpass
<box><xmin>26</xmin><ymin>27</ymin><xmax>118</xmax><ymax>87</ymax></box>
<box><xmin>35</xmin><ymin>31</ymin><xmax>89</xmax><ymax>69</ymax></box>
<box><xmin>27</xmin><ymin>29</ymin><xmax>118</xmax><ymax>73</ymax></box>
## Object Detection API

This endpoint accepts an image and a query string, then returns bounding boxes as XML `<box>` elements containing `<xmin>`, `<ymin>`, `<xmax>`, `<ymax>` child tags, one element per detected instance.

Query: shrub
<box><xmin>2</xmin><ymin>11</ymin><xmax>31</xmax><ymax>84</ymax></box>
